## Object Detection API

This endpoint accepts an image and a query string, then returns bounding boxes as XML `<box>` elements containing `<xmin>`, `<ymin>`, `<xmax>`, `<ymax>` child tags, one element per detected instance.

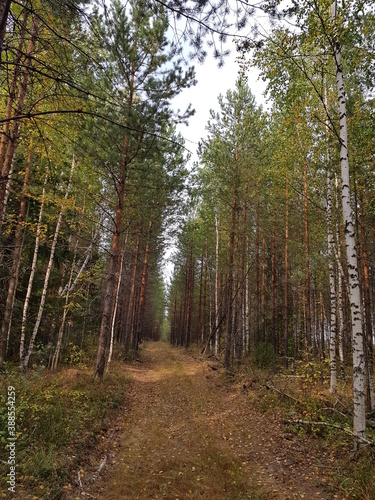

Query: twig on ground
<box><xmin>78</xmin><ymin>470</ymin><xmax>83</xmax><ymax>489</ymax></box>
<box><xmin>283</xmin><ymin>419</ymin><xmax>374</xmax><ymax>447</ymax></box>
<box><xmin>90</xmin><ymin>430</ymin><xmax>116</xmax><ymax>483</ymax></box>
<box><xmin>321</xmin><ymin>407</ymin><xmax>348</xmax><ymax>418</ymax></box>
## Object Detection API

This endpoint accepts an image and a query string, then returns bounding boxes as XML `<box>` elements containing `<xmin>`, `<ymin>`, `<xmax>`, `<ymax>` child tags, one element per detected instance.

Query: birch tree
<box><xmin>20</xmin><ymin>155</ymin><xmax>75</xmax><ymax>372</ymax></box>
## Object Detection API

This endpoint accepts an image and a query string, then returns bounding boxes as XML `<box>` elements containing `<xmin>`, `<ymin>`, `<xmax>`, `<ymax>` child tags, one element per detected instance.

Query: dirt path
<box><xmin>79</xmin><ymin>342</ymin><xmax>338</xmax><ymax>500</ymax></box>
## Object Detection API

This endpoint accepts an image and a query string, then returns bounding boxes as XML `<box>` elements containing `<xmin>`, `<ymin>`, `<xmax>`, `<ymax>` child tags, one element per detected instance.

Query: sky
<box><xmin>162</xmin><ymin>47</ymin><xmax>268</xmax><ymax>285</ymax></box>
<box><xmin>172</xmin><ymin>46</ymin><xmax>267</xmax><ymax>164</ymax></box>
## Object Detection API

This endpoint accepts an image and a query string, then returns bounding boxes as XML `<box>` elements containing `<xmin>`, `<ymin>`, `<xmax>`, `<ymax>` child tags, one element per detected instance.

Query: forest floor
<box><xmin>69</xmin><ymin>341</ymin><xmax>349</xmax><ymax>500</ymax></box>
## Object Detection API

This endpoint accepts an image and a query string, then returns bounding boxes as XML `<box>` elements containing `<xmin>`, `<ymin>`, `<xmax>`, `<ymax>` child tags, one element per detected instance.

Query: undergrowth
<box><xmin>0</xmin><ymin>360</ymin><xmax>128</xmax><ymax>499</ymax></box>
<box><xmin>240</xmin><ymin>356</ymin><xmax>375</xmax><ymax>499</ymax></box>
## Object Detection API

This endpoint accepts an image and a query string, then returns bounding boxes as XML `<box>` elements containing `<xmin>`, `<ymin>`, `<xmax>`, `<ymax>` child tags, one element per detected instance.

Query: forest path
<box><xmin>81</xmin><ymin>342</ymin><xmax>335</xmax><ymax>500</ymax></box>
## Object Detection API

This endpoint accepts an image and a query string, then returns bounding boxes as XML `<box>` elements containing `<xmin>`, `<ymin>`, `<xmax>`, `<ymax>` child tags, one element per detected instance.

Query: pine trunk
<box><xmin>0</xmin><ymin>148</ymin><xmax>31</xmax><ymax>366</ymax></box>
<box><xmin>284</xmin><ymin>179</ymin><xmax>289</xmax><ymax>367</ymax></box>
<box><xmin>0</xmin><ymin>14</ymin><xmax>38</xmax><ymax>227</ymax></box>
<box><xmin>0</xmin><ymin>0</ymin><xmax>11</xmax><ymax>57</ymax></box>
<box><xmin>224</xmin><ymin>147</ymin><xmax>238</xmax><ymax>369</ymax></box>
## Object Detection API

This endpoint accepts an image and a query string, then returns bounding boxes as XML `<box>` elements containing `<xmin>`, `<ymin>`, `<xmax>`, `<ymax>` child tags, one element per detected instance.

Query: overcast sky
<box><xmin>172</xmin><ymin>47</ymin><xmax>267</xmax><ymax>165</ymax></box>
<box><xmin>162</xmin><ymin>51</ymin><xmax>268</xmax><ymax>285</ymax></box>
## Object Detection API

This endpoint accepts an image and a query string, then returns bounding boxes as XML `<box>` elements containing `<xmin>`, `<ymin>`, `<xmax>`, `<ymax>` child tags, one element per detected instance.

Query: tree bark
<box><xmin>359</xmin><ymin>191</ymin><xmax>375</xmax><ymax>411</ymax></box>
<box><xmin>331</xmin><ymin>0</ymin><xmax>366</xmax><ymax>447</ymax></box>
<box><xmin>224</xmin><ymin>146</ymin><xmax>238</xmax><ymax>369</ymax></box>
<box><xmin>21</xmin><ymin>155</ymin><xmax>75</xmax><ymax>372</ymax></box>
<box><xmin>124</xmin><ymin>232</ymin><xmax>140</xmax><ymax>356</ymax></box>
<box><xmin>0</xmin><ymin>0</ymin><xmax>11</xmax><ymax>59</ymax></box>
<box><xmin>134</xmin><ymin>219</ymin><xmax>152</xmax><ymax>352</ymax></box>
<box><xmin>284</xmin><ymin>178</ymin><xmax>289</xmax><ymax>368</ymax></box>
<box><xmin>94</xmin><ymin>56</ymin><xmax>135</xmax><ymax>379</ymax></box>
<box><xmin>254</xmin><ymin>197</ymin><xmax>260</xmax><ymax>347</ymax></box>
<box><xmin>0</xmin><ymin>147</ymin><xmax>31</xmax><ymax>367</ymax></box>
<box><xmin>19</xmin><ymin>168</ymin><xmax>48</xmax><ymax>368</ymax></box>
<box><xmin>0</xmin><ymin>14</ymin><xmax>38</xmax><ymax>227</ymax></box>
<box><xmin>107</xmin><ymin>246</ymin><xmax>125</xmax><ymax>371</ymax></box>
<box><xmin>261</xmin><ymin>229</ymin><xmax>266</xmax><ymax>343</ymax></box>
<box><xmin>0</xmin><ymin>6</ymin><xmax>28</xmax><ymax>171</ymax></box>
<box><xmin>50</xmin><ymin>239</ymin><xmax>79</xmax><ymax>370</ymax></box>
<box><xmin>214</xmin><ymin>208</ymin><xmax>220</xmax><ymax>356</ymax></box>
<box><xmin>327</xmin><ymin>168</ymin><xmax>337</xmax><ymax>393</ymax></box>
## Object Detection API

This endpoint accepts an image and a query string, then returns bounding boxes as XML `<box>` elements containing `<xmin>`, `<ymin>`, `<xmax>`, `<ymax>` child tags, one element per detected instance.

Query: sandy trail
<box><xmin>80</xmin><ymin>342</ymin><xmax>336</xmax><ymax>500</ymax></box>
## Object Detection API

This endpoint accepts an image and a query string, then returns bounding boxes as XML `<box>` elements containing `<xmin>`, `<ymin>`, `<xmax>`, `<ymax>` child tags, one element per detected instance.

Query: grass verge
<box><xmin>0</xmin><ymin>360</ymin><xmax>129</xmax><ymax>499</ymax></box>
<box><xmin>238</xmin><ymin>356</ymin><xmax>375</xmax><ymax>499</ymax></box>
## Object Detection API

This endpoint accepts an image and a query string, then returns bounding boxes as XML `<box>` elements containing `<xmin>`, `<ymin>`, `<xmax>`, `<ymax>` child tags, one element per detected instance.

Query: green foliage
<box><xmin>63</xmin><ymin>342</ymin><xmax>85</xmax><ymax>366</ymax></box>
<box><xmin>0</xmin><ymin>363</ymin><xmax>128</xmax><ymax>497</ymax></box>
<box><xmin>254</xmin><ymin>342</ymin><xmax>276</xmax><ymax>368</ymax></box>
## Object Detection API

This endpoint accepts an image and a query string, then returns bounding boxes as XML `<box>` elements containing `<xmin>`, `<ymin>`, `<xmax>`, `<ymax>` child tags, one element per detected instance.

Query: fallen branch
<box><xmin>77</xmin><ymin>470</ymin><xmax>83</xmax><ymax>489</ymax></box>
<box><xmin>90</xmin><ymin>430</ymin><xmax>116</xmax><ymax>483</ymax></box>
<box><xmin>265</xmin><ymin>382</ymin><xmax>300</xmax><ymax>404</ymax></box>
<box><xmin>283</xmin><ymin>419</ymin><xmax>374</xmax><ymax>446</ymax></box>
<box><xmin>321</xmin><ymin>406</ymin><xmax>348</xmax><ymax>418</ymax></box>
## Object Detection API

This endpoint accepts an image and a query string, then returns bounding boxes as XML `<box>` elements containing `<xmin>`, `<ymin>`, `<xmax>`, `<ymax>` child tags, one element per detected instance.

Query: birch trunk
<box><xmin>198</xmin><ymin>251</ymin><xmax>204</xmax><ymax>343</ymax></box>
<box><xmin>335</xmin><ymin>187</ymin><xmax>345</xmax><ymax>379</ymax></box>
<box><xmin>19</xmin><ymin>169</ymin><xmax>48</xmax><ymax>368</ymax></box>
<box><xmin>331</xmin><ymin>0</ymin><xmax>366</xmax><ymax>447</ymax></box>
<box><xmin>107</xmin><ymin>245</ymin><xmax>126</xmax><ymax>371</ymax></box>
<box><xmin>59</xmin><ymin>218</ymin><xmax>102</xmax><ymax>297</ymax></box>
<box><xmin>21</xmin><ymin>156</ymin><xmax>75</xmax><ymax>372</ymax></box>
<box><xmin>50</xmin><ymin>240</ymin><xmax>78</xmax><ymax>370</ymax></box>
<box><xmin>327</xmin><ymin>168</ymin><xmax>337</xmax><ymax>393</ymax></box>
<box><xmin>124</xmin><ymin>232</ymin><xmax>140</xmax><ymax>356</ymax></box>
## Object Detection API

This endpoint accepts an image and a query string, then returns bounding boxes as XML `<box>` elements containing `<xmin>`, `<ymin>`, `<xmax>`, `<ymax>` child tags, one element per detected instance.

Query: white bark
<box><xmin>331</xmin><ymin>0</ymin><xmax>366</xmax><ymax>447</ymax></box>
<box><xmin>335</xmin><ymin>177</ymin><xmax>345</xmax><ymax>379</ymax></box>
<box><xmin>1</xmin><ymin>159</ymin><xmax>13</xmax><ymax>227</ymax></box>
<box><xmin>59</xmin><ymin>217</ymin><xmax>102</xmax><ymax>297</ymax></box>
<box><xmin>51</xmin><ymin>240</ymin><xmax>78</xmax><ymax>370</ymax></box>
<box><xmin>327</xmin><ymin>170</ymin><xmax>337</xmax><ymax>393</ymax></box>
<box><xmin>325</xmin><ymin>80</ymin><xmax>337</xmax><ymax>393</ymax></box>
<box><xmin>19</xmin><ymin>169</ymin><xmax>48</xmax><ymax>368</ymax></box>
<box><xmin>107</xmin><ymin>231</ymin><xmax>128</xmax><ymax>371</ymax></box>
<box><xmin>21</xmin><ymin>156</ymin><xmax>75</xmax><ymax>372</ymax></box>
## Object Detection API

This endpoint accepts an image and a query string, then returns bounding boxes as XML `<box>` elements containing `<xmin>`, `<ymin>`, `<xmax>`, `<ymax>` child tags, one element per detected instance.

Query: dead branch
<box><xmin>265</xmin><ymin>382</ymin><xmax>300</xmax><ymax>404</ymax></box>
<box><xmin>90</xmin><ymin>430</ymin><xmax>116</xmax><ymax>483</ymax></box>
<box><xmin>78</xmin><ymin>470</ymin><xmax>83</xmax><ymax>489</ymax></box>
<box><xmin>283</xmin><ymin>419</ymin><xmax>374</xmax><ymax>446</ymax></box>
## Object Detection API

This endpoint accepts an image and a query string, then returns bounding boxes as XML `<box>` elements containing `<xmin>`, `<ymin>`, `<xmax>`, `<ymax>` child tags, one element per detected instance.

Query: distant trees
<box><xmin>168</xmin><ymin>0</ymin><xmax>375</xmax><ymax>445</ymax></box>
<box><xmin>1</xmin><ymin>0</ymin><xmax>374</xmax><ymax>451</ymax></box>
<box><xmin>0</xmin><ymin>0</ymin><xmax>192</xmax><ymax>376</ymax></box>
